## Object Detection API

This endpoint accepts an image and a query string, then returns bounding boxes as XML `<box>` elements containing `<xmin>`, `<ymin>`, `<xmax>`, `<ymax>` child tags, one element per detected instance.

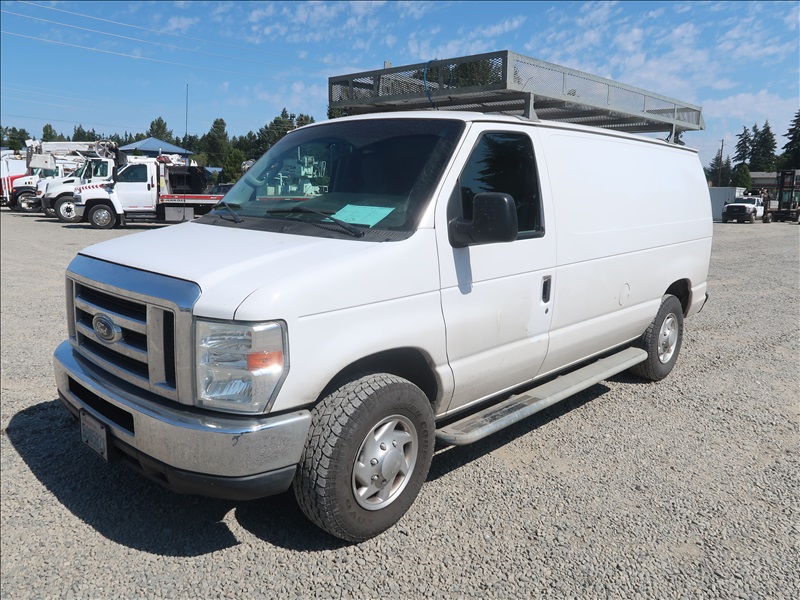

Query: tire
<box><xmin>54</xmin><ymin>196</ymin><xmax>81</xmax><ymax>223</ymax></box>
<box><xmin>629</xmin><ymin>294</ymin><xmax>684</xmax><ymax>382</ymax></box>
<box><xmin>748</xmin><ymin>213</ymin><xmax>756</xmax><ymax>224</ymax></box>
<box><xmin>17</xmin><ymin>192</ymin><xmax>39</xmax><ymax>213</ymax></box>
<box><xmin>764</xmin><ymin>213</ymin><xmax>772</xmax><ymax>223</ymax></box>
<box><xmin>721</xmin><ymin>216</ymin><xmax>728</xmax><ymax>223</ymax></box>
<box><xmin>293</xmin><ymin>373</ymin><xmax>435</xmax><ymax>542</ymax></box>
<box><xmin>87</xmin><ymin>204</ymin><xmax>117</xmax><ymax>229</ymax></box>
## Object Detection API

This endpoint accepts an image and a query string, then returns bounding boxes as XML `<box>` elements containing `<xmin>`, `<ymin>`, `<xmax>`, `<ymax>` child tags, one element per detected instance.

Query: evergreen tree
<box><xmin>203</xmin><ymin>118</ymin><xmax>230</xmax><ymax>167</ymax></box>
<box><xmin>733</xmin><ymin>126</ymin><xmax>751</xmax><ymax>166</ymax></box>
<box><xmin>750</xmin><ymin>121</ymin><xmax>777</xmax><ymax>172</ymax></box>
<box><xmin>232</xmin><ymin>131</ymin><xmax>258</xmax><ymax>159</ymax></box>
<box><xmin>2</xmin><ymin>126</ymin><xmax>32</xmax><ymax>150</ymax></box>
<box><xmin>705</xmin><ymin>152</ymin><xmax>722</xmax><ymax>186</ymax></box>
<box><xmin>147</xmin><ymin>117</ymin><xmax>173</xmax><ymax>141</ymax></box>
<box><xmin>42</xmin><ymin>124</ymin><xmax>58</xmax><ymax>142</ymax></box>
<box><xmin>254</xmin><ymin>109</ymin><xmax>313</xmax><ymax>156</ymax></box>
<box><xmin>732</xmin><ymin>163</ymin><xmax>752</xmax><ymax>189</ymax></box>
<box><xmin>221</xmin><ymin>148</ymin><xmax>246</xmax><ymax>183</ymax></box>
<box><xmin>780</xmin><ymin>109</ymin><xmax>800</xmax><ymax>168</ymax></box>
<box><xmin>721</xmin><ymin>156</ymin><xmax>733</xmax><ymax>186</ymax></box>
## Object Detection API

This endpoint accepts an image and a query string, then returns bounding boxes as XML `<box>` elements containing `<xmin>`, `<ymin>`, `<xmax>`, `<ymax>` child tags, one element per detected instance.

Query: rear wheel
<box><xmin>629</xmin><ymin>295</ymin><xmax>684</xmax><ymax>381</ymax></box>
<box><xmin>55</xmin><ymin>196</ymin><xmax>81</xmax><ymax>223</ymax></box>
<box><xmin>87</xmin><ymin>204</ymin><xmax>117</xmax><ymax>229</ymax></box>
<box><xmin>294</xmin><ymin>373</ymin><xmax>434</xmax><ymax>542</ymax></box>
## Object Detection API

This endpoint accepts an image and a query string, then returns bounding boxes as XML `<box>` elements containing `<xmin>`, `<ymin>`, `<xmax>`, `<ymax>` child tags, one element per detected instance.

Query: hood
<box><xmin>79</xmin><ymin>221</ymin><xmax>439</xmax><ymax>320</ymax></box>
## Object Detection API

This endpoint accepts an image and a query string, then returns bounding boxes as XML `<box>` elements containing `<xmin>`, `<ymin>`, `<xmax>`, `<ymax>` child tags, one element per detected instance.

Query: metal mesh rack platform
<box><xmin>329</xmin><ymin>50</ymin><xmax>704</xmax><ymax>136</ymax></box>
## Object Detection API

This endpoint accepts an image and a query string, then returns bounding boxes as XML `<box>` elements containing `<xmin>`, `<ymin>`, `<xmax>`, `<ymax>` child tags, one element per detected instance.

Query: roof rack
<box><xmin>329</xmin><ymin>50</ymin><xmax>704</xmax><ymax>138</ymax></box>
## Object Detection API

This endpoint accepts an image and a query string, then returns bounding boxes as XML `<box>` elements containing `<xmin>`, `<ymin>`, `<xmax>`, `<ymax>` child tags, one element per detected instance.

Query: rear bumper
<box><xmin>54</xmin><ymin>341</ymin><xmax>311</xmax><ymax>500</ymax></box>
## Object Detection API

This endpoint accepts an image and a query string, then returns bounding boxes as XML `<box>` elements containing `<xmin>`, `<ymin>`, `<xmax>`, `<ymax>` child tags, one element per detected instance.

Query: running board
<box><xmin>435</xmin><ymin>347</ymin><xmax>647</xmax><ymax>446</ymax></box>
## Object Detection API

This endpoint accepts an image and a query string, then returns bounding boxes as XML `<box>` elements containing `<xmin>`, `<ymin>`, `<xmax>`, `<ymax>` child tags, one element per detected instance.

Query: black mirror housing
<box><xmin>448</xmin><ymin>192</ymin><xmax>518</xmax><ymax>248</ymax></box>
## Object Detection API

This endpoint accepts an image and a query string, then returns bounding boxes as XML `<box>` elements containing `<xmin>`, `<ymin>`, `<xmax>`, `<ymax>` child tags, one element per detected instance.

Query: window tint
<box><xmin>118</xmin><ymin>164</ymin><xmax>147</xmax><ymax>183</ymax></box>
<box><xmin>93</xmin><ymin>161</ymin><xmax>108</xmax><ymax>178</ymax></box>
<box><xmin>459</xmin><ymin>132</ymin><xmax>543</xmax><ymax>235</ymax></box>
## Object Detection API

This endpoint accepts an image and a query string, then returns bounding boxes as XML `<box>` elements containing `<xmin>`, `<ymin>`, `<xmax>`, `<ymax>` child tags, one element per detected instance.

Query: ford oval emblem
<box><xmin>92</xmin><ymin>314</ymin><xmax>121</xmax><ymax>343</ymax></box>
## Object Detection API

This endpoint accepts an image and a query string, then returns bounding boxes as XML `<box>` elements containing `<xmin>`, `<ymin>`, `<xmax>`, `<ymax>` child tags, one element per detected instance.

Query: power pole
<box><xmin>717</xmin><ymin>139</ymin><xmax>724</xmax><ymax>187</ymax></box>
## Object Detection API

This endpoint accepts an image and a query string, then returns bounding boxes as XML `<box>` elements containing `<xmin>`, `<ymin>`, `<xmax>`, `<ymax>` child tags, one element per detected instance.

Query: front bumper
<box><xmin>54</xmin><ymin>341</ymin><xmax>311</xmax><ymax>500</ymax></box>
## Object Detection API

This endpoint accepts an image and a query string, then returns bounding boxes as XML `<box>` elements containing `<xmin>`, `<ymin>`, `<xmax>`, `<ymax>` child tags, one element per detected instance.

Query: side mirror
<box><xmin>448</xmin><ymin>192</ymin><xmax>518</xmax><ymax>248</ymax></box>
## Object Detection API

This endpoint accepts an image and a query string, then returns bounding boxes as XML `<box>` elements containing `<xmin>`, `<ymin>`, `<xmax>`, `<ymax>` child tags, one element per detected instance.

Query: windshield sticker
<box><xmin>332</xmin><ymin>205</ymin><xmax>395</xmax><ymax>227</ymax></box>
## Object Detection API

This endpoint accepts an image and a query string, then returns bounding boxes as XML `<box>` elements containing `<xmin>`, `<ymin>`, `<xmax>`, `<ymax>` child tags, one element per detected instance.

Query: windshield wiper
<box><xmin>214</xmin><ymin>200</ymin><xmax>243</xmax><ymax>223</ymax></box>
<box><xmin>264</xmin><ymin>205</ymin><xmax>364</xmax><ymax>238</ymax></box>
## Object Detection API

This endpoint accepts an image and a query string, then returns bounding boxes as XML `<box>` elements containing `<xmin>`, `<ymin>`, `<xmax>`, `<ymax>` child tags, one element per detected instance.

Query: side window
<box><xmin>119</xmin><ymin>164</ymin><xmax>147</xmax><ymax>183</ymax></box>
<box><xmin>459</xmin><ymin>131</ymin><xmax>543</xmax><ymax>236</ymax></box>
<box><xmin>93</xmin><ymin>162</ymin><xmax>108</xmax><ymax>178</ymax></box>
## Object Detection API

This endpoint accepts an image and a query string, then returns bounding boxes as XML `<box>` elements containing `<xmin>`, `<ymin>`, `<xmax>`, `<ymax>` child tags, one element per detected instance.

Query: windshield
<box><xmin>199</xmin><ymin>118</ymin><xmax>464</xmax><ymax>240</ymax></box>
<box><xmin>73</xmin><ymin>162</ymin><xmax>88</xmax><ymax>179</ymax></box>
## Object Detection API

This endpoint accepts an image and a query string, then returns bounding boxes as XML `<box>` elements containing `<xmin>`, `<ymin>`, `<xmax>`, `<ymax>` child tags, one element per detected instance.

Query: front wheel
<box><xmin>293</xmin><ymin>373</ymin><xmax>434</xmax><ymax>542</ymax></box>
<box><xmin>87</xmin><ymin>204</ymin><xmax>117</xmax><ymax>229</ymax></box>
<box><xmin>17</xmin><ymin>193</ymin><xmax>39</xmax><ymax>213</ymax></box>
<box><xmin>629</xmin><ymin>294</ymin><xmax>684</xmax><ymax>381</ymax></box>
<box><xmin>54</xmin><ymin>196</ymin><xmax>81</xmax><ymax>223</ymax></box>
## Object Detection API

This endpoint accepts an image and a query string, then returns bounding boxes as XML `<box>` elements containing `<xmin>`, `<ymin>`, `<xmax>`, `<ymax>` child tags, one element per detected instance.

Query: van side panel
<box><xmin>536</xmin><ymin>128</ymin><xmax>712</xmax><ymax>374</ymax></box>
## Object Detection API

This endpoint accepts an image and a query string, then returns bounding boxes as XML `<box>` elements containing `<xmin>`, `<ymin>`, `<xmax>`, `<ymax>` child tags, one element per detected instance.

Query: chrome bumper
<box><xmin>54</xmin><ymin>341</ymin><xmax>311</xmax><ymax>498</ymax></box>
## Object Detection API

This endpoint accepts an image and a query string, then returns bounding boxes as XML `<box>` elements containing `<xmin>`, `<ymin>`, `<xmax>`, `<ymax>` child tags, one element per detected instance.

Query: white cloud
<box><xmin>482</xmin><ymin>16</ymin><xmax>527</xmax><ymax>37</ymax></box>
<box><xmin>350</xmin><ymin>1</ymin><xmax>387</xmax><ymax>17</ymax></box>
<box><xmin>163</xmin><ymin>16</ymin><xmax>199</xmax><ymax>34</ymax></box>
<box><xmin>395</xmin><ymin>1</ymin><xmax>438</xmax><ymax>20</ymax></box>
<box><xmin>248</xmin><ymin>6</ymin><xmax>276</xmax><ymax>23</ymax></box>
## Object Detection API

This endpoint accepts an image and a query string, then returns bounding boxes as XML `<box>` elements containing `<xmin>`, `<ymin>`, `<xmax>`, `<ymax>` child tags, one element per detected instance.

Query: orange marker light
<box><xmin>247</xmin><ymin>351</ymin><xmax>282</xmax><ymax>372</ymax></box>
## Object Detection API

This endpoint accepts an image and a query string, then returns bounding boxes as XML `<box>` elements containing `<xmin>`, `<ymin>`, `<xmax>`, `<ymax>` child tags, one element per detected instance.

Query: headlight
<box><xmin>195</xmin><ymin>320</ymin><xmax>288</xmax><ymax>414</ymax></box>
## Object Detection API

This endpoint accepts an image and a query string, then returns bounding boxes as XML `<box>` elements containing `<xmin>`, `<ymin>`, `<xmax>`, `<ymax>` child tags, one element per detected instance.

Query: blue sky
<box><xmin>1</xmin><ymin>1</ymin><xmax>798</xmax><ymax>168</ymax></box>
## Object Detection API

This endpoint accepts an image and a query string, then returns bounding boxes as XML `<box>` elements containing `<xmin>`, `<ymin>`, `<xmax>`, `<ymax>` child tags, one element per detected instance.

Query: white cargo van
<box><xmin>54</xmin><ymin>112</ymin><xmax>712</xmax><ymax>541</ymax></box>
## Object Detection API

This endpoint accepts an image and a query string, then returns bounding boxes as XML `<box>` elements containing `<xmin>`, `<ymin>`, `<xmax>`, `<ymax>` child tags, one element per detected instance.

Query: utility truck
<box><xmin>1</xmin><ymin>151</ymin><xmax>27</xmax><ymax>208</ymax></box>
<box><xmin>721</xmin><ymin>195</ymin><xmax>764</xmax><ymax>223</ymax></box>
<box><xmin>73</xmin><ymin>158</ymin><xmax>225</xmax><ymax>228</ymax></box>
<box><xmin>5</xmin><ymin>140</ymin><xmax>101</xmax><ymax>212</ymax></box>
<box><xmin>40</xmin><ymin>157</ymin><xmax>115</xmax><ymax>222</ymax></box>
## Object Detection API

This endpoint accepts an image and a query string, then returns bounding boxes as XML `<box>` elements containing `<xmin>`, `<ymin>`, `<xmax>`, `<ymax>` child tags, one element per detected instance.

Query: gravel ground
<box><xmin>1</xmin><ymin>209</ymin><xmax>798</xmax><ymax>599</ymax></box>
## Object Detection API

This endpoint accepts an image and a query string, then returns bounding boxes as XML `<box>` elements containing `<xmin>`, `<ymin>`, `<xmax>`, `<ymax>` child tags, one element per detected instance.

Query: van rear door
<box><xmin>436</xmin><ymin>125</ymin><xmax>556</xmax><ymax>413</ymax></box>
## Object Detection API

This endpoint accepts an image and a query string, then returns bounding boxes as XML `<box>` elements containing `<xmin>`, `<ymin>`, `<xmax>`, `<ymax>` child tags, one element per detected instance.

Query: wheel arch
<box><xmin>665</xmin><ymin>279</ymin><xmax>690</xmax><ymax>315</ymax></box>
<box><xmin>84</xmin><ymin>197</ymin><xmax>118</xmax><ymax>213</ymax></box>
<box><xmin>320</xmin><ymin>347</ymin><xmax>440</xmax><ymax>407</ymax></box>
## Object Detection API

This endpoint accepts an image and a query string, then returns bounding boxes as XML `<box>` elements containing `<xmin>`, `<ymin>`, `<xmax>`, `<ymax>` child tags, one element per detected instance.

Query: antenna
<box><xmin>182</xmin><ymin>83</ymin><xmax>189</xmax><ymax>222</ymax></box>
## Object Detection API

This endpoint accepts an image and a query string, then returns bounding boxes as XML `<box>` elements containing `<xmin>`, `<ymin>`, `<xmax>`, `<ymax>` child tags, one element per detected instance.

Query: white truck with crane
<box><xmin>5</xmin><ymin>140</ymin><xmax>104</xmax><ymax>213</ymax></box>
<box><xmin>73</xmin><ymin>155</ymin><xmax>226</xmax><ymax>228</ymax></box>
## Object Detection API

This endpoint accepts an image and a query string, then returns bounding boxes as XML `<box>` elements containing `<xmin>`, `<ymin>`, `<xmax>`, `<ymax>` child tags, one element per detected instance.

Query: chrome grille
<box><xmin>66</xmin><ymin>255</ymin><xmax>200</xmax><ymax>404</ymax></box>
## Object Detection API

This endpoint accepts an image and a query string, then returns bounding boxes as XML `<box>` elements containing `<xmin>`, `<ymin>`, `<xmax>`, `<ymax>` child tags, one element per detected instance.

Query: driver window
<box><xmin>458</xmin><ymin>131</ymin><xmax>543</xmax><ymax>236</ymax></box>
<box><xmin>118</xmin><ymin>164</ymin><xmax>147</xmax><ymax>183</ymax></box>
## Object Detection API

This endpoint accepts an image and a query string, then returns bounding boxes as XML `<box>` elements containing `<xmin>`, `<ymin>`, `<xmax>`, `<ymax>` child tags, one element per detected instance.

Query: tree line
<box><xmin>4</xmin><ymin>108</ymin><xmax>799</xmax><ymax>186</ymax></box>
<box><xmin>0</xmin><ymin>109</ymin><xmax>314</xmax><ymax>183</ymax></box>
<box><xmin>706</xmin><ymin>110</ymin><xmax>800</xmax><ymax>189</ymax></box>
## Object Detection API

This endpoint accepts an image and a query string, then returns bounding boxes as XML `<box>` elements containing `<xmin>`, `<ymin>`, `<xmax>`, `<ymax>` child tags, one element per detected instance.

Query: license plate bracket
<box><xmin>80</xmin><ymin>410</ymin><xmax>110</xmax><ymax>462</ymax></box>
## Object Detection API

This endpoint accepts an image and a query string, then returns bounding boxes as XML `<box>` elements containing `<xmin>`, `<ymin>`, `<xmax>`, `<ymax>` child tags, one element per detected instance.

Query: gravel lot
<box><xmin>1</xmin><ymin>209</ymin><xmax>798</xmax><ymax>599</ymax></box>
